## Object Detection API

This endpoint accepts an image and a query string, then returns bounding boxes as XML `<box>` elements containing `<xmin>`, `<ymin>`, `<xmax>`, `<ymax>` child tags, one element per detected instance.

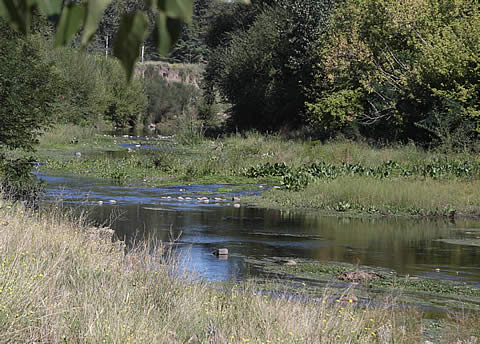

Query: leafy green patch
<box><xmin>246</xmin><ymin>159</ymin><xmax>480</xmax><ymax>190</ymax></box>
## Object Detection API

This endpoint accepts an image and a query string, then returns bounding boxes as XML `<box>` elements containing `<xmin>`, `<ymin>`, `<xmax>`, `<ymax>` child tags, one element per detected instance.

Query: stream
<box><xmin>38</xmin><ymin>173</ymin><xmax>480</xmax><ymax>288</ymax></box>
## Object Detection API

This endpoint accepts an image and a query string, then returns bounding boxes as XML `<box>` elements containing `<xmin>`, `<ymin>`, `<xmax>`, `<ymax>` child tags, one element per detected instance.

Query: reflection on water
<box><xmin>38</xmin><ymin>173</ymin><xmax>480</xmax><ymax>286</ymax></box>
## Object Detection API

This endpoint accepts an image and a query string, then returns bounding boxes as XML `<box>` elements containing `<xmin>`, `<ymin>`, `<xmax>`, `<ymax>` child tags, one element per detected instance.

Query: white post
<box><xmin>141</xmin><ymin>44</ymin><xmax>145</xmax><ymax>63</ymax></box>
<box><xmin>105</xmin><ymin>35</ymin><xmax>109</xmax><ymax>59</ymax></box>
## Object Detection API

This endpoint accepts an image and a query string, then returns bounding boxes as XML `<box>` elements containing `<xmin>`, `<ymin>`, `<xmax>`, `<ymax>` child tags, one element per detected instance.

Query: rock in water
<box><xmin>213</xmin><ymin>248</ymin><xmax>228</xmax><ymax>256</ymax></box>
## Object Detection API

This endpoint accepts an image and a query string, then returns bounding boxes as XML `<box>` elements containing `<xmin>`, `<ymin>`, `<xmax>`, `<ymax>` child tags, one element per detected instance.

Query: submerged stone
<box><xmin>337</xmin><ymin>270</ymin><xmax>384</xmax><ymax>282</ymax></box>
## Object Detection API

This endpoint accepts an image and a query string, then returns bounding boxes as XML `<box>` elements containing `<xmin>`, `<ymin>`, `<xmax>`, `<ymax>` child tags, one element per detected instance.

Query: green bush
<box><xmin>45</xmin><ymin>47</ymin><xmax>108</xmax><ymax>125</ymax></box>
<box><xmin>144</xmin><ymin>68</ymin><xmax>200</xmax><ymax>125</ymax></box>
<box><xmin>0</xmin><ymin>21</ymin><xmax>56</xmax><ymax>202</ymax></box>
<box><xmin>42</xmin><ymin>44</ymin><xmax>146</xmax><ymax>128</ymax></box>
<box><xmin>0</xmin><ymin>156</ymin><xmax>44</xmax><ymax>204</ymax></box>
<box><xmin>101</xmin><ymin>59</ymin><xmax>147</xmax><ymax>128</ymax></box>
<box><xmin>204</xmin><ymin>0</ymin><xmax>334</xmax><ymax>131</ymax></box>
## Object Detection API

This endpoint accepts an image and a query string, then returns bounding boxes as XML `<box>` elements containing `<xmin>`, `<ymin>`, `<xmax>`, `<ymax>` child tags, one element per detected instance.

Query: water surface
<box><xmin>38</xmin><ymin>173</ymin><xmax>480</xmax><ymax>287</ymax></box>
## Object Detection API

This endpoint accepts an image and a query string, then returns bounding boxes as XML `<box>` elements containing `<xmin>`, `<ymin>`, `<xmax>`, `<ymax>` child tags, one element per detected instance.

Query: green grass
<box><xmin>0</xmin><ymin>200</ymin><xmax>479</xmax><ymax>343</ymax></box>
<box><xmin>246</xmin><ymin>176</ymin><xmax>480</xmax><ymax>217</ymax></box>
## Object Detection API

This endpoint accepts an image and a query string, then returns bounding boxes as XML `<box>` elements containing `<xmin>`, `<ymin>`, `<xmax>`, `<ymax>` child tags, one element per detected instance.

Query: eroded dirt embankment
<box><xmin>135</xmin><ymin>63</ymin><xmax>203</xmax><ymax>87</ymax></box>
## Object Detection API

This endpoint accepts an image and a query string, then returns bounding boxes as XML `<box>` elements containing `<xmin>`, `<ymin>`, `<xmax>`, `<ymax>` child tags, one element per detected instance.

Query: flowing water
<box><xmin>38</xmin><ymin>173</ymin><xmax>480</xmax><ymax>287</ymax></box>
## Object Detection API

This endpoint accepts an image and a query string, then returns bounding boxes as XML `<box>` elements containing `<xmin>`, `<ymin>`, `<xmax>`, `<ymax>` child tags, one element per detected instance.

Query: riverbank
<box><xmin>0</xmin><ymin>200</ymin><xmax>479</xmax><ymax>343</ymax></box>
<box><xmin>36</xmin><ymin>126</ymin><xmax>480</xmax><ymax>218</ymax></box>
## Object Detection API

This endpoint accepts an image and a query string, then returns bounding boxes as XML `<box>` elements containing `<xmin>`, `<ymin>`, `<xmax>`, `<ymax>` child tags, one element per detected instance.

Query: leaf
<box><xmin>1</xmin><ymin>0</ymin><xmax>34</xmax><ymax>34</ymax></box>
<box><xmin>153</xmin><ymin>10</ymin><xmax>183</xmax><ymax>56</ymax></box>
<box><xmin>81</xmin><ymin>0</ymin><xmax>113</xmax><ymax>45</ymax></box>
<box><xmin>156</xmin><ymin>0</ymin><xmax>193</xmax><ymax>22</ymax></box>
<box><xmin>55</xmin><ymin>3</ymin><xmax>85</xmax><ymax>47</ymax></box>
<box><xmin>0</xmin><ymin>1</ymin><xmax>6</xmax><ymax>17</ymax></box>
<box><xmin>35</xmin><ymin>0</ymin><xmax>61</xmax><ymax>16</ymax></box>
<box><xmin>113</xmin><ymin>12</ymin><xmax>148</xmax><ymax>81</ymax></box>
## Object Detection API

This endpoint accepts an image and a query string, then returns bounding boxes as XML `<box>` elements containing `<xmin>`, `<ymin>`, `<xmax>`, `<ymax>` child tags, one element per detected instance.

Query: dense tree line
<box><xmin>203</xmin><ymin>0</ymin><xmax>480</xmax><ymax>147</ymax></box>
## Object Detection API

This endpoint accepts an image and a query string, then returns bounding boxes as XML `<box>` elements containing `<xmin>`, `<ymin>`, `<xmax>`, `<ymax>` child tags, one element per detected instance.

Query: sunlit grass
<box><xmin>252</xmin><ymin>177</ymin><xmax>480</xmax><ymax>217</ymax></box>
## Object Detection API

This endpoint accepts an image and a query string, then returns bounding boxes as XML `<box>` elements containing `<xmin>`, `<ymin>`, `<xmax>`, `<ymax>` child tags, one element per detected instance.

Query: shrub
<box><xmin>204</xmin><ymin>0</ymin><xmax>334</xmax><ymax>131</ymax></box>
<box><xmin>144</xmin><ymin>66</ymin><xmax>201</xmax><ymax>125</ymax></box>
<box><xmin>308</xmin><ymin>0</ymin><xmax>480</xmax><ymax>144</ymax></box>
<box><xmin>0</xmin><ymin>21</ymin><xmax>55</xmax><ymax>202</ymax></box>
<box><xmin>42</xmin><ymin>44</ymin><xmax>146</xmax><ymax>128</ymax></box>
<box><xmin>101</xmin><ymin>59</ymin><xmax>147</xmax><ymax>128</ymax></box>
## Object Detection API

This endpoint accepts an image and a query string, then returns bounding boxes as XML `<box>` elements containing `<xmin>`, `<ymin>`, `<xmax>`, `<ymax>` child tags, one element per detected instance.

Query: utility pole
<box><xmin>105</xmin><ymin>35</ymin><xmax>109</xmax><ymax>59</ymax></box>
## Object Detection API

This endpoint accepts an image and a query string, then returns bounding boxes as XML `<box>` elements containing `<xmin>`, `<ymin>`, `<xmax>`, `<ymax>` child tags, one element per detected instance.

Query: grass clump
<box><xmin>250</xmin><ymin>177</ymin><xmax>480</xmax><ymax>217</ymax></box>
<box><xmin>0</xmin><ymin>200</ymin><xmax>478</xmax><ymax>342</ymax></box>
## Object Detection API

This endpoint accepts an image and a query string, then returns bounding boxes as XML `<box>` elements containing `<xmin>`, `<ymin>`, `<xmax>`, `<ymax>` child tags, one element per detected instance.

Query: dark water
<box><xmin>37</xmin><ymin>173</ymin><xmax>480</xmax><ymax>288</ymax></box>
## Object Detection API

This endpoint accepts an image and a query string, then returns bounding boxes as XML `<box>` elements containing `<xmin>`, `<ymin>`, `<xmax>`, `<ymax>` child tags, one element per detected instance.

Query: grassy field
<box><xmin>36</xmin><ymin>126</ymin><xmax>480</xmax><ymax>217</ymax></box>
<box><xmin>0</xmin><ymin>200</ymin><xmax>479</xmax><ymax>343</ymax></box>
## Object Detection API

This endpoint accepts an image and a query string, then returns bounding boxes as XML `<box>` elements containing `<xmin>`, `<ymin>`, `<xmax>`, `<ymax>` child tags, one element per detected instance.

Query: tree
<box><xmin>0</xmin><ymin>20</ymin><xmax>58</xmax><ymax>200</ymax></box>
<box><xmin>204</xmin><ymin>0</ymin><xmax>334</xmax><ymax>131</ymax></box>
<box><xmin>0</xmin><ymin>20</ymin><xmax>57</xmax><ymax>152</ymax></box>
<box><xmin>307</xmin><ymin>0</ymin><xmax>480</xmax><ymax>145</ymax></box>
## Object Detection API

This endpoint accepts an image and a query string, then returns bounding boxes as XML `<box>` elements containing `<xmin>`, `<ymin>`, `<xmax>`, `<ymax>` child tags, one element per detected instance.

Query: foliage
<box><xmin>204</xmin><ymin>0</ymin><xmax>334</xmax><ymax>130</ymax></box>
<box><xmin>244</xmin><ymin>162</ymin><xmax>291</xmax><ymax>178</ymax></box>
<box><xmin>144</xmin><ymin>66</ymin><xmax>200</xmax><ymax>124</ymax></box>
<box><xmin>166</xmin><ymin>0</ymin><xmax>212</xmax><ymax>63</ymax></box>
<box><xmin>102</xmin><ymin>58</ymin><xmax>147</xmax><ymax>127</ymax></box>
<box><xmin>42</xmin><ymin>44</ymin><xmax>146</xmax><ymax>127</ymax></box>
<box><xmin>245</xmin><ymin>158</ymin><xmax>480</xmax><ymax>190</ymax></box>
<box><xmin>0</xmin><ymin>156</ymin><xmax>44</xmax><ymax>204</ymax></box>
<box><xmin>0</xmin><ymin>20</ymin><xmax>57</xmax><ymax>151</ymax></box>
<box><xmin>0</xmin><ymin>20</ymin><xmax>55</xmax><ymax>201</ymax></box>
<box><xmin>46</xmin><ymin>47</ymin><xmax>109</xmax><ymax>125</ymax></box>
<box><xmin>308</xmin><ymin>0</ymin><xmax>480</xmax><ymax>144</ymax></box>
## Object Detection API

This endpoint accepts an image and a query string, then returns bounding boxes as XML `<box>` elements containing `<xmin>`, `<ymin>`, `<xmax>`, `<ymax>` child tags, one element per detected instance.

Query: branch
<box><xmin>357</xmin><ymin>100</ymin><xmax>394</xmax><ymax>125</ymax></box>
